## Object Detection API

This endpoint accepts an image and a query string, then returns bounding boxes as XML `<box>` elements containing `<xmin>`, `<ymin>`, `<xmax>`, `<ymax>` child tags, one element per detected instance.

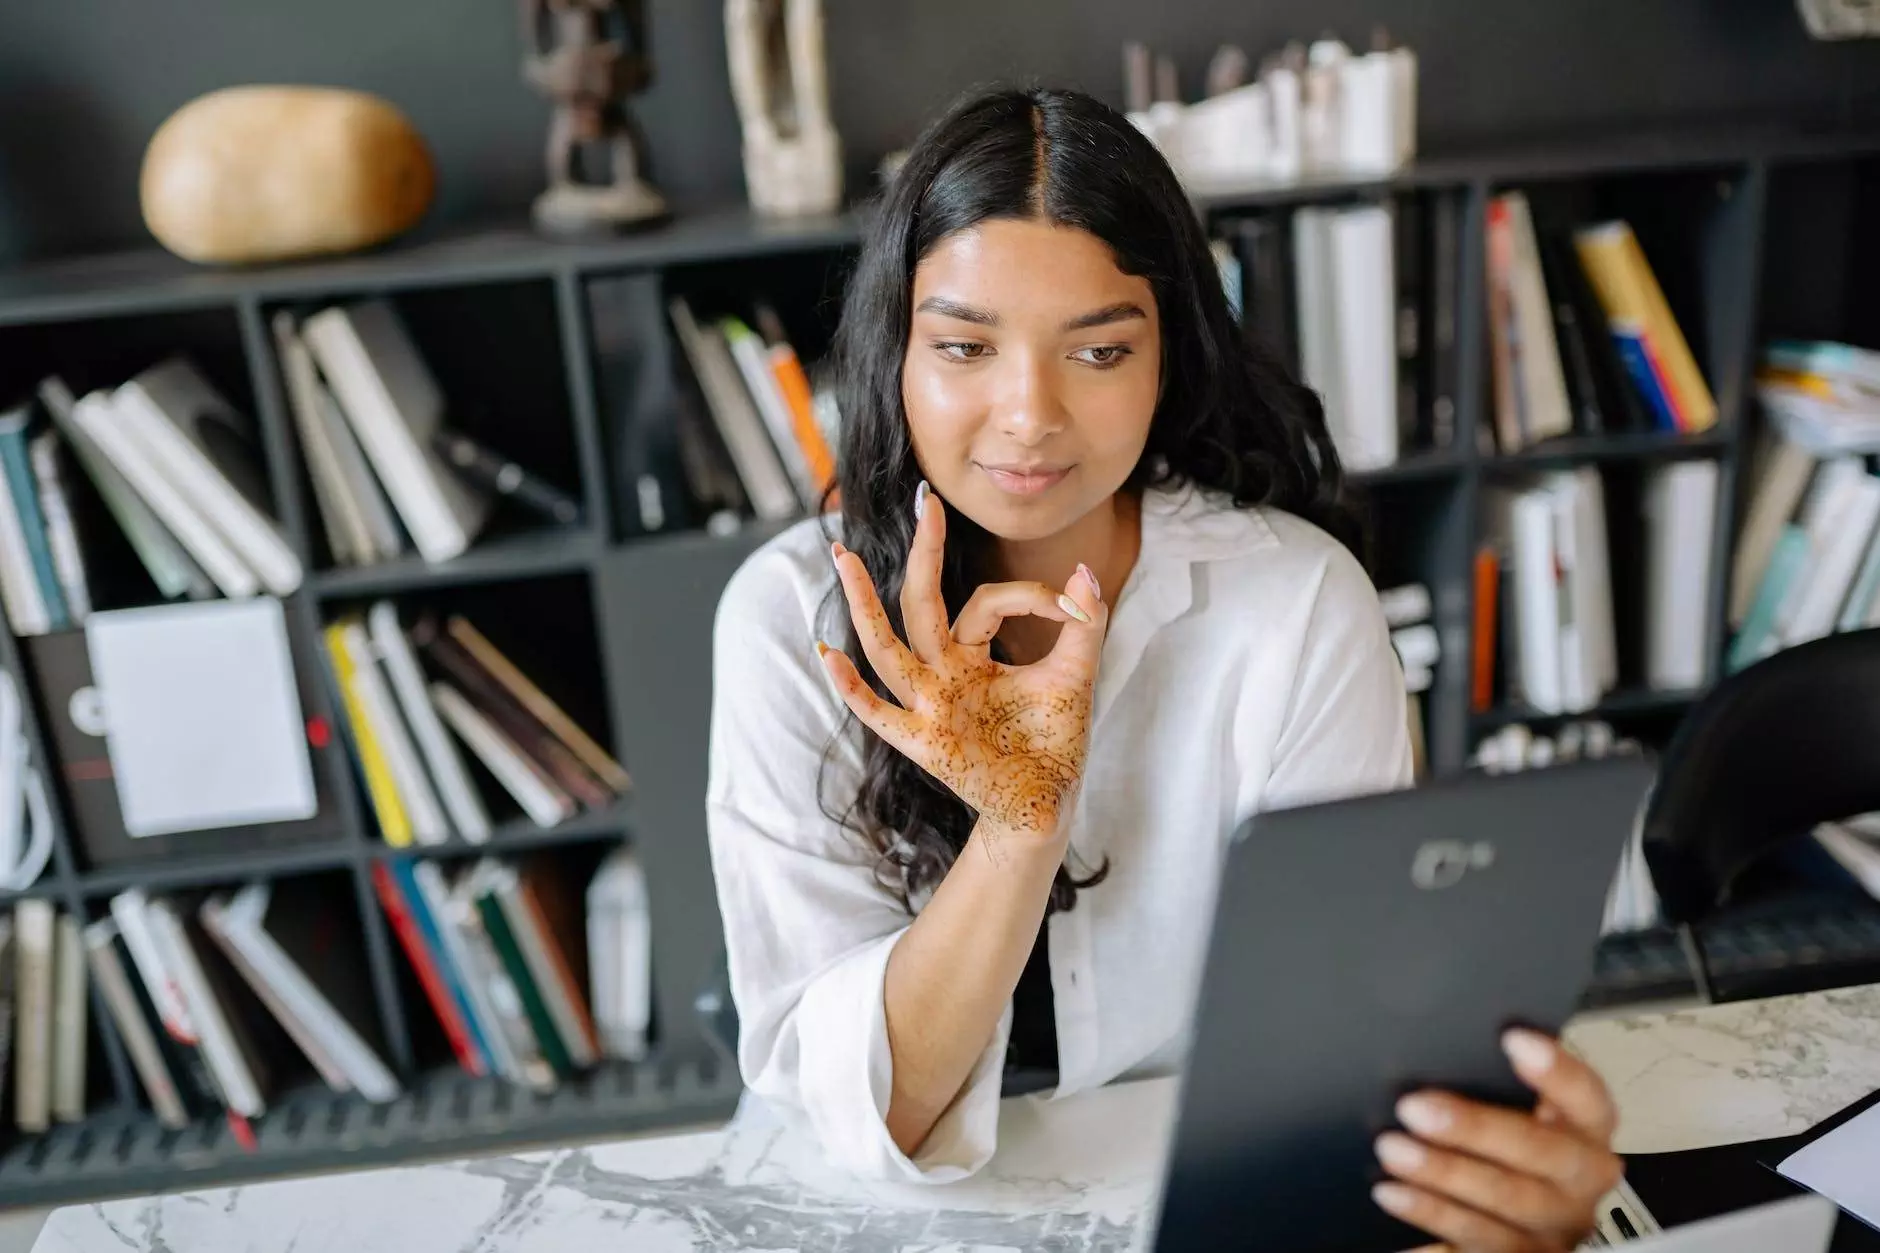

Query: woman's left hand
<box><xmin>1373</xmin><ymin>1028</ymin><xmax>1623</xmax><ymax>1252</ymax></box>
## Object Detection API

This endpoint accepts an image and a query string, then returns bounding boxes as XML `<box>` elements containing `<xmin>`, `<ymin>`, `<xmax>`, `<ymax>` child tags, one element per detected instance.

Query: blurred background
<box><xmin>0</xmin><ymin>0</ymin><xmax>1875</xmax><ymax>1219</ymax></box>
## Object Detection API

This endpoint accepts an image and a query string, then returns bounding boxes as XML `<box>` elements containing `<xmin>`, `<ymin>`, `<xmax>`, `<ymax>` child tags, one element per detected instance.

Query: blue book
<box><xmin>0</xmin><ymin>408</ymin><xmax>69</xmax><ymax>631</ymax></box>
<box><xmin>1728</xmin><ymin>525</ymin><xmax>1810</xmax><ymax>673</ymax></box>
<box><xmin>392</xmin><ymin>858</ymin><xmax>494</xmax><ymax>1074</ymax></box>
<box><xmin>1610</xmin><ymin>323</ymin><xmax>1679</xmax><ymax>433</ymax></box>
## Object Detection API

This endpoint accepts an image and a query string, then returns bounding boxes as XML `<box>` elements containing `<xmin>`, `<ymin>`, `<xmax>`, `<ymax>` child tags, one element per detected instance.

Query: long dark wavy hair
<box><xmin>820</xmin><ymin>85</ymin><xmax>1360</xmax><ymax>916</ymax></box>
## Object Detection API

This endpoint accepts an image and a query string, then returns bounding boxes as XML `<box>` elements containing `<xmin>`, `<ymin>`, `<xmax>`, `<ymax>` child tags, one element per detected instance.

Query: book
<box><xmin>371</xmin><ymin>861</ymin><xmax>487</xmax><ymax>1076</ymax></box>
<box><xmin>1643</xmin><ymin>460</ymin><xmax>1719</xmax><ymax>690</ymax></box>
<box><xmin>754</xmin><ymin>303</ymin><xmax>838</xmax><ymax>504</ymax></box>
<box><xmin>1573</xmin><ymin>221</ymin><xmax>1718</xmax><ymax>432</ymax></box>
<box><xmin>303</xmin><ymin>300</ymin><xmax>493</xmax><ymax>563</ymax></box>
<box><xmin>13</xmin><ymin>900</ymin><xmax>55</xmax><ymax>1132</ymax></box>
<box><xmin>28</xmin><ymin>432</ymin><xmax>92</xmax><ymax>625</ymax></box>
<box><xmin>50</xmin><ymin>913</ymin><xmax>87</xmax><ymax>1123</ymax></box>
<box><xmin>721</xmin><ymin>316</ymin><xmax>817</xmax><ymax>508</ymax></box>
<box><xmin>429</xmin><ymin>682</ymin><xmax>577</xmax><ymax>827</ymax></box>
<box><xmin>0</xmin><ymin>406</ymin><xmax>69</xmax><ymax>633</ymax></box>
<box><xmin>369</xmin><ymin>601</ymin><xmax>491</xmax><ymax>843</ymax></box>
<box><xmin>668</xmin><ymin>297</ymin><xmax>798</xmax><ymax>521</ymax></box>
<box><xmin>115</xmin><ymin>359</ymin><xmax>302</xmax><ymax>596</ymax></box>
<box><xmin>0</xmin><ymin>406</ymin><xmax>53</xmax><ymax>635</ymax></box>
<box><xmin>83</xmin><ymin>920</ymin><xmax>187</xmax><ymax>1128</ymax></box>
<box><xmin>324</xmin><ymin>618</ymin><xmax>413</xmax><ymax>847</ymax></box>
<box><xmin>36</xmin><ymin>377</ymin><xmax>215</xmax><ymax>602</ymax></box>
<box><xmin>473</xmin><ymin>865</ymin><xmax>573</xmax><ymax>1079</ymax></box>
<box><xmin>338</xmin><ymin>617</ymin><xmax>449</xmax><ymax>845</ymax></box>
<box><xmin>275</xmin><ymin>310</ymin><xmax>386</xmax><ymax>566</ymax></box>
<box><xmin>1497</xmin><ymin>192</ymin><xmax>1574</xmax><ymax>449</ymax></box>
<box><xmin>1730</xmin><ymin>434</ymin><xmax>1818</xmax><ymax>627</ymax></box>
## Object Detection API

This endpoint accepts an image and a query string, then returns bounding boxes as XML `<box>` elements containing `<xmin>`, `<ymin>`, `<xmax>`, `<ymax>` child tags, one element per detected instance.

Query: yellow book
<box><xmin>1573</xmin><ymin>222</ymin><xmax>1718</xmax><ymax>432</ymax></box>
<box><xmin>323</xmin><ymin>618</ymin><xmax>412</xmax><ymax>847</ymax></box>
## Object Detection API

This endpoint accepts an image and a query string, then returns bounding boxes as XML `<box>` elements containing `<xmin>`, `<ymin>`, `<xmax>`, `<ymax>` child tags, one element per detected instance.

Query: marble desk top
<box><xmin>32</xmin><ymin>983</ymin><xmax>1880</xmax><ymax>1253</ymax></box>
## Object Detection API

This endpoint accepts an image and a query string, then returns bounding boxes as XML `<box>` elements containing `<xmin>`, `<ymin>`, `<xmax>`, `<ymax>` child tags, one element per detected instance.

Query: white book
<box><xmin>205</xmin><ymin>885</ymin><xmax>400</xmax><ymax>1103</ymax></box>
<box><xmin>83</xmin><ymin>920</ymin><xmax>187</xmax><ymax>1129</ymax></box>
<box><xmin>72</xmin><ymin>391</ymin><xmax>258</xmax><ymax>599</ymax></box>
<box><xmin>722</xmin><ymin>320</ymin><xmax>816</xmax><ymax>506</ymax></box>
<box><xmin>199</xmin><ymin>891</ymin><xmax>351</xmax><ymax>1093</ymax></box>
<box><xmin>1328</xmin><ymin>205</ymin><xmax>1399</xmax><ymax>471</ymax></box>
<box><xmin>115</xmin><ymin>360</ymin><xmax>302</xmax><ymax>596</ymax></box>
<box><xmin>1644</xmin><ymin>460</ymin><xmax>1720</xmax><ymax>690</ymax></box>
<box><xmin>303</xmin><ymin>301</ymin><xmax>491</xmax><ymax>562</ymax></box>
<box><xmin>108</xmin><ymin>888</ymin><xmax>195</xmax><ymax>1042</ymax></box>
<box><xmin>274</xmin><ymin>312</ymin><xmax>372</xmax><ymax>566</ymax></box>
<box><xmin>146</xmin><ymin>897</ymin><xmax>264</xmax><ymax>1118</ymax></box>
<box><xmin>1501</xmin><ymin>192</ymin><xmax>1574</xmax><ymax>444</ymax></box>
<box><xmin>29</xmin><ymin>433</ymin><xmax>92</xmax><ymax>624</ymax></box>
<box><xmin>318</xmin><ymin>382</ymin><xmax>407</xmax><ymax>562</ymax></box>
<box><xmin>1511</xmin><ymin>490</ymin><xmax>1564</xmax><ymax>714</ymax></box>
<box><xmin>369</xmin><ymin>601</ymin><xmax>490</xmax><ymax>842</ymax></box>
<box><xmin>1293</xmin><ymin>209</ymin><xmax>1345</xmax><ymax>455</ymax></box>
<box><xmin>430</xmin><ymin>682</ymin><xmax>576</xmax><ymax>827</ymax></box>
<box><xmin>667</xmin><ymin>298</ymin><xmax>797</xmax><ymax>521</ymax></box>
<box><xmin>50</xmin><ymin>913</ymin><xmax>87</xmax><ymax>1123</ymax></box>
<box><xmin>492</xmin><ymin>866</ymin><xmax>598</xmax><ymax>1067</ymax></box>
<box><xmin>0</xmin><ymin>429</ymin><xmax>50</xmax><ymax>635</ymax></box>
<box><xmin>1774</xmin><ymin>457</ymin><xmax>1864</xmax><ymax>643</ymax></box>
<box><xmin>13</xmin><ymin>899</ymin><xmax>55</xmax><ymax>1133</ymax></box>
<box><xmin>339</xmin><ymin>621</ymin><xmax>450</xmax><ymax>845</ymax></box>
<box><xmin>1783</xmin><ymin>472</ymin><xmax>1880</xmax><ymax>646</ymax></box>
<box><xmin>1573</xmin><ymin>468</ymin><xmax>1619</xmax><ymax>696</ymax></box>
<box><xmin>1730</xmin><ymin>436</ymin><xmax>1817</xmax><ymax>626</ymax></box>
<box><xmin>586</xmin><ymin>847</ymin><xmax>650</xmax><ymax>1061</ymax></box>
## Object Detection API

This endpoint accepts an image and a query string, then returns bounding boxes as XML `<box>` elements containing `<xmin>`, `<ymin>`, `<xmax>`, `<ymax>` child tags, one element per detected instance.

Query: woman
<box><xmin>707</xmin><ymin>86</ymin><xmax>1622</xmax><ymax>1250</ymax></box>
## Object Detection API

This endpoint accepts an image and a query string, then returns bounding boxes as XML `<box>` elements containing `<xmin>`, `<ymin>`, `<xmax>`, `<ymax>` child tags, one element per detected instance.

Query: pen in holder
<box><xmin>0</xmin><ymin>670</ymin><xmax>54</xmax><ymax>892</ymax></box>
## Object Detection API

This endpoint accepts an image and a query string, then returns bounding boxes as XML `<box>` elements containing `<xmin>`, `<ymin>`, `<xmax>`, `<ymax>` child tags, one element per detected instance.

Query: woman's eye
<box><xmin>1074</xmin><ymin>345</ymin><xmax>1132</xmax><ymax>368</ymax></box>
<box><xmin>935</xmin><ymin>341</ymin><xmax>990</xmax><ymax>362</ymax></box>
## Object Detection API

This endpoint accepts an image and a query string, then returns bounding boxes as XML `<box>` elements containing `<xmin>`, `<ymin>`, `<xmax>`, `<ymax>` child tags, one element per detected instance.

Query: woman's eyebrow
<box><xmin>913</xmin><ymin>296</ymin><xmax>1000</xmax><ymax>326</ymax></box>
<box><xmin>1061</xmin><ymin>302</ymin><xmax>1147</xmax><ymax>332</ymax></box>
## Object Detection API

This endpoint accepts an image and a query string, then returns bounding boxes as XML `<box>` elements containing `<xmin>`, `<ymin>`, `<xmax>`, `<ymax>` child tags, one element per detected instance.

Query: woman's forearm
<box><xmin>881</xmin><ymin>817</ymin><xmax>1064</xmax><ymax>1156</ymax></box>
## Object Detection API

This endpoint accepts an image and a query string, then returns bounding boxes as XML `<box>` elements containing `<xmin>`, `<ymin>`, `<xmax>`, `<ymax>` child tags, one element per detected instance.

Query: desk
<box><xmin>29</xmin><ymin>984</ymin><xmax>1880</xmax><ymax>1253</ymax></box>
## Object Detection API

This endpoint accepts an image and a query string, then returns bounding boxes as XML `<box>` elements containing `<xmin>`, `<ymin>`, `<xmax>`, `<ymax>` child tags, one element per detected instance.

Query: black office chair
<box><xmin>1640</xmin><ymin>627</ymin><xmax>1880</xmax><ymax>1001</ymax></box>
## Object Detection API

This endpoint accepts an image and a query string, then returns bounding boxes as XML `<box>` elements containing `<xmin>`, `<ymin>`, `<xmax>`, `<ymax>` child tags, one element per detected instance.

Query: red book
<box><xmin>372</xmin><ymin>863</ymin><xmax>485</xmax><ymax>1076</ymax></box>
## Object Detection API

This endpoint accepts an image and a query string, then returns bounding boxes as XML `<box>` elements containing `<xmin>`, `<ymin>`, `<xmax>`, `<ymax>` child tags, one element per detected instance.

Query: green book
<box><xmin>474</xmin><ymin>886</ymin><xmax>572</xmax><ymax>1079</ymax></box>
<box><xmin>0</xmin><ymin>407</ymin><xmax>69</xmax><ymax>631</ymax></box>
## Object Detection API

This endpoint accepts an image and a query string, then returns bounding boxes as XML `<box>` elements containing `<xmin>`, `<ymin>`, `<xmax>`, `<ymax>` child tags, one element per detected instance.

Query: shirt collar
<box><xmin>1137</xmin><ymin>479</ymin><xmax>1280</xmax><ymax>567</ymax></box>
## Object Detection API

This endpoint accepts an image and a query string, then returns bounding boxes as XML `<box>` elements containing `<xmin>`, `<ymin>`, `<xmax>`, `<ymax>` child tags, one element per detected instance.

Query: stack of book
<box><xmin>323</xmin><ymin>605</ymin><xmax>629</xmax><ymax>844</ymax></box>
<box><xmin>0</xmin><ymin>902</ymin><xmax>91</xmax><ymax>1136</ymax></box>
<box><xmin>94</xmin><ymin>883</ymin><xmax>397</xmax><ymax>1139</ymax></box>
<box><xmin>0</xmin><ymin>368</ymin><xmax>301</xmax><ymax>635</ymax></box>
<box><xmin>1220</xmin><ymin>196</ymin><xmax>1461</xmax><ymax>471</ymax></box>
<box><xmin>374</xmin><ymin>847</ymin><xmax>649</xmax><ymax>1090</ymax></box>
<box><xmin>1728</xmin><ymin>411</ymin><xmax>1880</xmax><ymax>672</ymax></box>
<box><xmin>667</xmin><ymin>297</ymin><xmax>838</xmax><ymax>525</ymax></box>
<box><xmin>281</xmin><ymin>302</ymin><xmax>578</xmax><ymax>569</ymax></box>
<box><xmin>1483</xmin><ymin>194</ymin><xmax>1717</xmax><ymax>454</ymax></box>
<box><xmin>1754</xmin><ymin>340</ymin><xmax>1880</xmax><ymax>456</ymax></box>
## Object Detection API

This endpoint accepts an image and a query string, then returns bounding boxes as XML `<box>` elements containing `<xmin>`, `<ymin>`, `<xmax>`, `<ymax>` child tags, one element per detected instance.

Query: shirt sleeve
<box><xmin>1259</xmin><ymin>541</ymin><xmax>1417</xmax><ymax>812</ymax></box>
<box><xmin>705</xmin><ymin>543</ymin><xmax>1007</xmax><ymax>1183</ymax></box>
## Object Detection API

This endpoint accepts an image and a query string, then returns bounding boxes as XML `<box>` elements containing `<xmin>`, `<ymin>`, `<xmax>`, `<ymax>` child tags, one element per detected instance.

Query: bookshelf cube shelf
<box><xmin>0</xmin><ymin>135</ymin><xmax>1872</xmax><ymax>1203</ymax></box>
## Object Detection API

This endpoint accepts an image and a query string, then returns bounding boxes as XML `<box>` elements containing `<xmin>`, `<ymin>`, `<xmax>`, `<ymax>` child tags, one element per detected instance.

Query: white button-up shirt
<box><xmin>706</xmin><ymin>482</ymin><xmax>1413</xmax><ymax>1183</ymax></box>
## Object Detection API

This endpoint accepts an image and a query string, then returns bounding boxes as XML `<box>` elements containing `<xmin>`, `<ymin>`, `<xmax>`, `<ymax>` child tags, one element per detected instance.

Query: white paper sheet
<box><xmin>85</xmin><ymin>599</ymin><xmax>317</xmax><ymax>838</ymax></box>
<box><xmin>1779</xmin><ymin>1099</ymin><xmax>1880</xmax><ymax>1230</ymax></box>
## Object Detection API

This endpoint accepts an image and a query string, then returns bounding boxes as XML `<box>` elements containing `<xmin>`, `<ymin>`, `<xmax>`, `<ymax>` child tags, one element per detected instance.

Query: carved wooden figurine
<box><xmin>520</xmin><ymin>0</ymin><xmax>667</xmax><ymax>233</ymax></box>
<box><xmin>725</xmin><ymin>0</ymin><xmax>843</xmax><ymax>217</ymax></box>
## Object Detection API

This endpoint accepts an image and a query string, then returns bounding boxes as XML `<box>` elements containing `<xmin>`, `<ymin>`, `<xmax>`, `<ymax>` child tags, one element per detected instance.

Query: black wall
<box><xmin>3</xmin><ymin>0</ymin><xmax>1879</xmax><ymax>264</ymax></box>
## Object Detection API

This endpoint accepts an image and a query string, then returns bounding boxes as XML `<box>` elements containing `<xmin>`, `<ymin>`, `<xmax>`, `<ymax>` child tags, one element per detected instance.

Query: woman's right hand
<box><xmin>819</xmin><ymin>484</ymin><xmax>1108</xmax><ymax>844</ymax></box>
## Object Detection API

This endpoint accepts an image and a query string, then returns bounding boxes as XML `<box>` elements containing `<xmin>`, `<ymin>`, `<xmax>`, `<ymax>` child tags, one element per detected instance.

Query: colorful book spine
<box><xmin>475</xmin><ymin>888</ymin><xmax>572</xmax><ymax>1078</ymax></box>
<box><xmin>322</xmin><ymin>620</ymin><xmax>413</xmax><ymax>847</ymax></box>
<box><xmin>372</xmin><ymin>862</ymin><xmax>487</xmax><ymax>1076</ymax></box>
<box><xmin>1610</xmin><ymin>324</ymin><xmax>1681</xmax><ymax>433</ymax></box>
<box><xmin>1728</xmin><ymin>525</ymin><xmax>1810</xmax><ymax>672</ymax></box>
<box><xmin>0</xmin><ymin>419</ymin><xmax>69</xmax><ymax>630</ymax></box>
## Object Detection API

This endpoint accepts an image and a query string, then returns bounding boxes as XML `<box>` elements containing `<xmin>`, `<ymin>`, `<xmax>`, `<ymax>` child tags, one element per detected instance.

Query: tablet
<box><xmin>1146</xmin><ymin>756</ymin><xmax>1656</xmax><ymax>1253</ymax></box>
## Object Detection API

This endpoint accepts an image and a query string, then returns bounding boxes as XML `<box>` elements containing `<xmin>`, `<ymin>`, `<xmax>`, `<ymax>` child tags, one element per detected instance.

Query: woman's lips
<box><xmin>978</xmin><ymin>463</ymin><xmax>1071</xmax><ymax>495</ymax></box>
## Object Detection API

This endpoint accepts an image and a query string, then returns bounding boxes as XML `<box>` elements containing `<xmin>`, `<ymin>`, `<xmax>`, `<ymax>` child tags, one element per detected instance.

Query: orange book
<box><xmin>769</xmin><ymin>346</ymin><xmax>839</xmax><ymax>509</ymax></box>
<box><xmin>1470</xmin><ymin>545</ymin><xmax>1500</xmax><ymax>713</ymax></box>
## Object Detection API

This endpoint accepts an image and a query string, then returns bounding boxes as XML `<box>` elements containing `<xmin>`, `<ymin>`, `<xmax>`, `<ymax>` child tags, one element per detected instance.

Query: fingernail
<box><xmin>914</xmin><ymin>480</ymin><xmax>929</xmax><ymax>522</ymax></box>
<box><xmin>1396</xmin><ymin>1094</ymin><xmax>1451</xmax><ymax>1136</ymax></box>
<box><xmin>1077</xmin><ymin>563</ymin><xmax>1100</xmax><ymax>599</ymax></box>
<box><xmin>1057</xmin><ymin>593</ymin><xmax>1092</xmax><ymax>624</ymax></box>
<box><xmin>831</xmin><ymin>541</ymin><xmax>846</xmax><ymax>569</ymax></box>
<box><xmin>1371</xmin><ymin>1183</ymin><xmax>1416</xmax><ymax>1216</ymax></box>
<box><xmin>1374</xmin><ymin>1132</ymin><xmax>1425</xmax><ymax>1173</ymax></box>
<box><xmin>815</xmin><ymin>640</ymin><xmax>830</xmax><ymax>658</ymax></box>
<box><xmin>1503</xmin><ymin>1028</ymin><xmax>1555</xmax><ymax>1075</ymax></box>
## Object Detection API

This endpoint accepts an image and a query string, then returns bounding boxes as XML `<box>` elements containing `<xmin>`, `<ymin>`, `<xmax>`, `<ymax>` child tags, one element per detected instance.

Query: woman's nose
<box><xmin>993</xmin><ymin>354</ymin><xmax>1067</xmax><ymax>445</ymax></box>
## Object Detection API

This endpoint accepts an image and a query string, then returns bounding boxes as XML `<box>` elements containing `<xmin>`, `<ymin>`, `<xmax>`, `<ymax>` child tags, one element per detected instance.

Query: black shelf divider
<box><xmin>0</xmin><ymin>126</ymin><xmax>1871</xmax><ymax>1205</ymax></box>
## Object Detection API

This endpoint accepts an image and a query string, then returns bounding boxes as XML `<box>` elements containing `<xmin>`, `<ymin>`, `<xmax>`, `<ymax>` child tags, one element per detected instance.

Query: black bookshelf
<box><xmin>0</xmin><ymin>127</ymin><xmax>1873</xmax><ymax>1206</ymax></box>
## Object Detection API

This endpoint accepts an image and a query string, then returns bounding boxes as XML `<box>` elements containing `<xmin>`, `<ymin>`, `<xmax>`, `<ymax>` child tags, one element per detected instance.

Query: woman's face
<box><xmin>901</xmin><ymin>218</ymin><xmax>1162</xmax><ymax>542</ymax></box>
